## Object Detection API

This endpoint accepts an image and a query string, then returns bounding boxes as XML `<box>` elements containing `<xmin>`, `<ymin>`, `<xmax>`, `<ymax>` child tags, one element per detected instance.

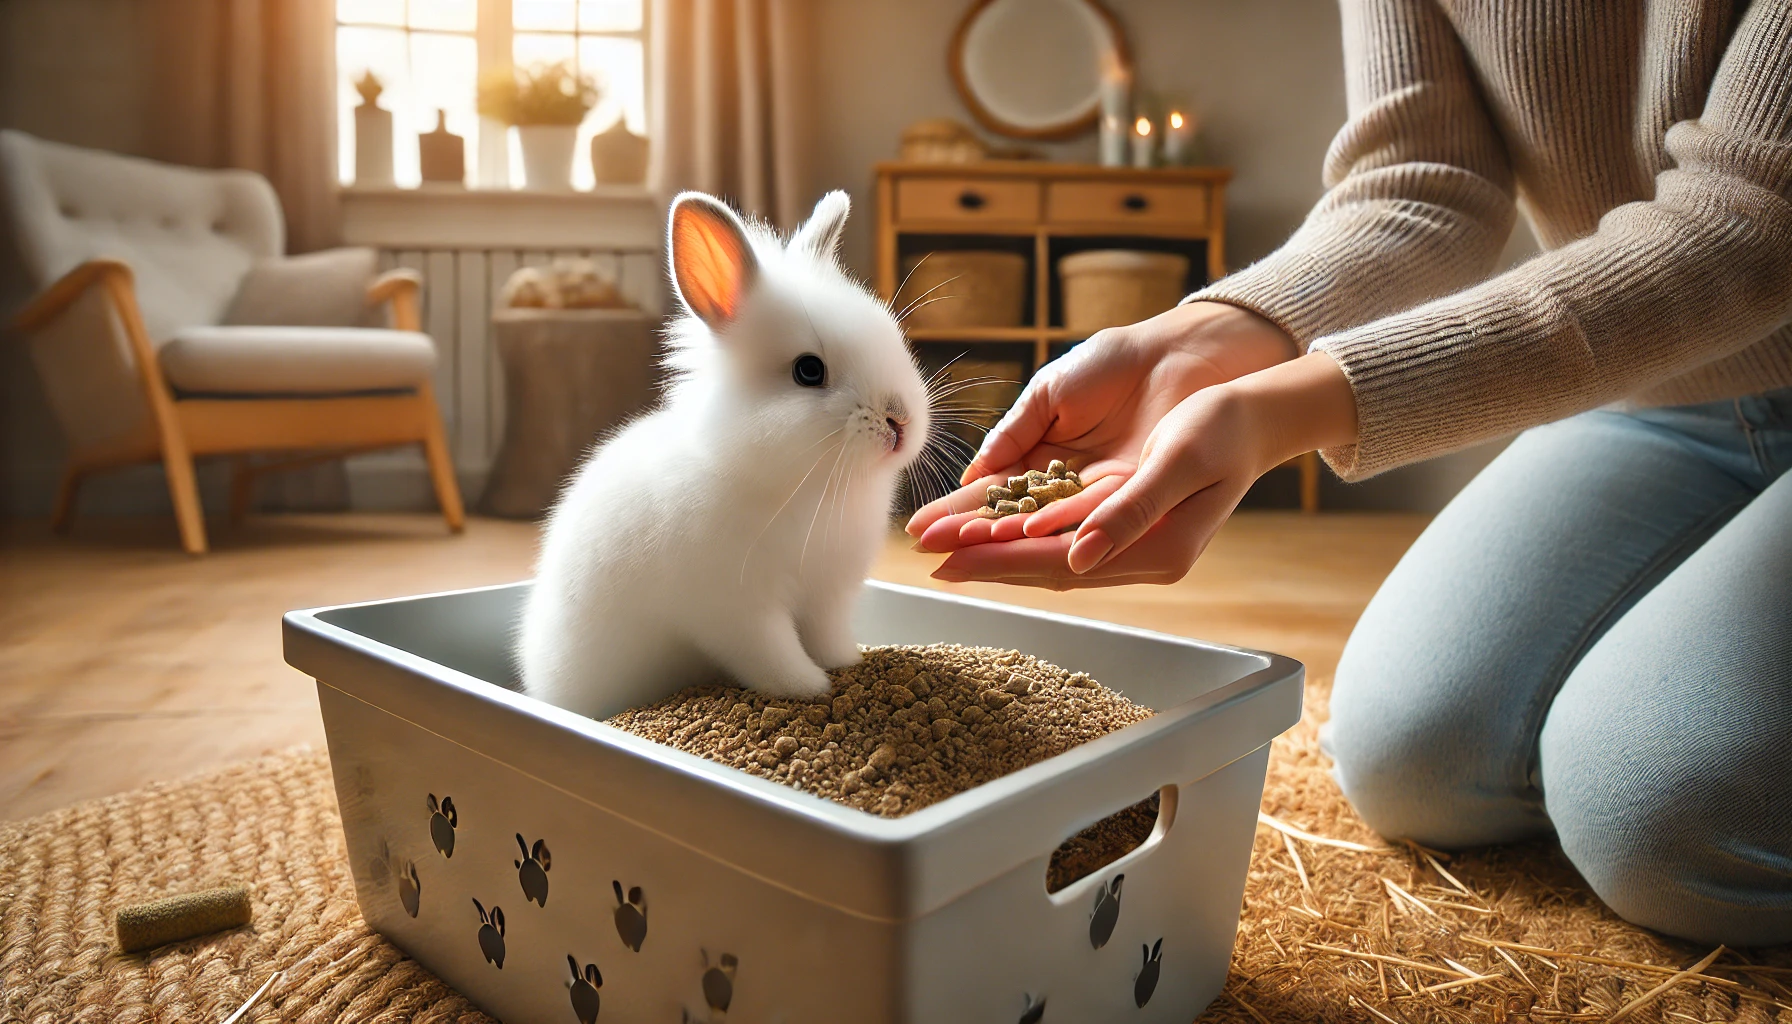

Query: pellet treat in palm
<box><xmin>978</xmin><ymin>459</ymin><xmax>1083</xmax><ymax>518</ymax></box>
<box><xmin>605</xmin><ymin>644</ymin><xmax>1154</xmax><ymax>819</ymax></box>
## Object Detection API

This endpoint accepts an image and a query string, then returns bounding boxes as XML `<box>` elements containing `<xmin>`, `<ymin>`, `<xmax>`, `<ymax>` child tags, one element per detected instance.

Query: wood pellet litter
<box><xmin>606</xmin><ymin>644</ymin><xmax>1155</xmax><ymax>824</ymax></box>
<box><xmin>978</xmin><ymin>459</ymin><xmax>1083</xmax><ymax>518</ymax></box>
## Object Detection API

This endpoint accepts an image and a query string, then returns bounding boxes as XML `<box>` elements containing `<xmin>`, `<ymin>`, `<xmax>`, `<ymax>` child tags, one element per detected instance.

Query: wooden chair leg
<box><xmin>228</xmin><ymin>457</ymin><xmax>256</xmax><ymax>527</ymax></box>
<box><xmin>419</xmin><ymin>387</ymin><xmax>466</xmax><ymax>533</ymax></box>
<box><xmin>1299</xmin><ymin>451</ymin><xmax>1321</xmax><ymax>515</ymax></box>
<box><xmin>50</xmin><ymin>465</ymin><xmax>86</xmax><ymax>533</ymax></box>
<box><xmin>162</xmin><ymin>443</ymin><xmax>208</xmax><ymax>554</ymax></box>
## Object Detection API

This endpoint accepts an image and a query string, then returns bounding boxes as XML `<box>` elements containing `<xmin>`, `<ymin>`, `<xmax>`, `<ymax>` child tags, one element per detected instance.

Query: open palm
<box><xmin>907</xmin><ymin>301</ymin><xmax>1294</xmax><ymax>555</ymax></box>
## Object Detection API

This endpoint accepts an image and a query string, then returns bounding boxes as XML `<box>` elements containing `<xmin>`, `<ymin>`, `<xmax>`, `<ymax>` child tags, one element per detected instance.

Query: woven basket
<box><xmin>1059</xmin><ymin>250</ymin><xmax>1191</xmax><ymax>335</ymax></box>
<box><xmin>896</xmin><ymin>251</ymin><xmax>1028</xmax><ymax>329</ymax></box>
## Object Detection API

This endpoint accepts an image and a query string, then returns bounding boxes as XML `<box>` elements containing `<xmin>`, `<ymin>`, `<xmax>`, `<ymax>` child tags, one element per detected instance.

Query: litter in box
<box><xmin>978</xmin><ymin>460</ymin><xmax>1083</xmax><ymax>518</ymax></box>
<box><xmin>606</xmin><ymin>644</ymin><xmax>1161</xmax><ymax>887</ymax></box>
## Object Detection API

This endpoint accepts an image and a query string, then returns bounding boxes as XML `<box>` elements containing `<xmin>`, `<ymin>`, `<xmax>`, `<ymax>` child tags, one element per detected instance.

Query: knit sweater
<box><xmin>1190</xmin><ymin>0</ymin><xmax>1792</xmax><ymax>480</ymax></box>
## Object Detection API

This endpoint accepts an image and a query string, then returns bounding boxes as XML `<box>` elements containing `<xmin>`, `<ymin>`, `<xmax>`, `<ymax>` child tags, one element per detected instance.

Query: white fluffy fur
<box><xmin>517</xmin><ymin>190</ymin><xmax>929</xmax><ymax>720</ymax></box>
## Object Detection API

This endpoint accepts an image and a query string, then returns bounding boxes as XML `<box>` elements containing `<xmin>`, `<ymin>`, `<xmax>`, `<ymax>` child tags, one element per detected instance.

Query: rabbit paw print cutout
<box><xmin>1089</xmin><ymin>874</ymin><xmax>1123</xmax><ymax>949</ymax></box>
<box><xmin>612</xmin><ymin>881</ymin><xmax>647</xmax><ymax>951</ymax></box>
<box><xmin>1134</xmin><ymin>939</ymin><xmax>1163</xmax><ymax>1007</ymax></box>
<box><xmin>427</xmin><ymin>794</ymin><xmax>458</xmax><ymax>858</ymax></box>
<box><xmin>515</xmin><ymin>834</ymin><xmax>551</xmax><ymax>906</ymax></box>
<box><xmin>398</xmin><ymin>860</ymin><xmax>422</xmax><ymax>918</ymax></box>
<box><xmin>472</xmin><ymin>898</ymin><xmax>506</xmax><ymax>968</ymax></box>
<box><xmin>567</xmin><ymin>955</ymin><xmax>603</xmax><ymax>1023</ymax></box>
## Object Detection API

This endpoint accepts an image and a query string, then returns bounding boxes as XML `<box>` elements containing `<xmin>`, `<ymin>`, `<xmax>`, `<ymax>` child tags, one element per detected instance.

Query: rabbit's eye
<box><xmin>792</xmin><ymin>353</ymin><xmax>826</xmax><ymax>387</ymax></box>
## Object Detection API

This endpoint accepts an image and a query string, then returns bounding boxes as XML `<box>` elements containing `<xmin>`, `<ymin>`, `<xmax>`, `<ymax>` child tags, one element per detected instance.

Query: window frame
<box><xmin>336</xmin><ymin>0</ymin><xmax>649</xmax><ymax>191</ymax></box>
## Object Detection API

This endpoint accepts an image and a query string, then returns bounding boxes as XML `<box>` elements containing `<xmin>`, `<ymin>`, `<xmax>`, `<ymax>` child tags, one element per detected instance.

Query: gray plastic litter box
<box><xmin>283</xmin><ymin>580</ymin><xmax>1301</xmax><ymax>1024</ymax></box>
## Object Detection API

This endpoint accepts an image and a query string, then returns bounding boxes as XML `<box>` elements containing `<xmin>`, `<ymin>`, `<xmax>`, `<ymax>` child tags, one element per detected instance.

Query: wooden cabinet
<box><xmin>874</xmin><ymin>161</ymin><xmax>1318</xmax><ymax>513</ymax></box>
<box><xmin>874</xmin><ymin>161</ymin><xmax>1231</xmax><ymax>370</ymax></box>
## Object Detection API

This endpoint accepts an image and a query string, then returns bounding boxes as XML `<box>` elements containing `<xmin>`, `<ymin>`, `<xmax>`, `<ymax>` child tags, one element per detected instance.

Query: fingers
<box><xmin>905</xmin><ymin>472</ymin><xmax>1011</xmax><ymax>537</ymax></box>
<box><xmin>1069</xmin><ymin>420</ymin><xmax>1216</xmax><ymax>574</ymax></box>
<box><xmin>916</xmin><ymin>509</ymin><xmax>988</xmax><ymax>552</ymax></box>
<box><xmin>960</xmin><ymin>374</ymin><xmax>1056</xmax><ymax>484</ymax></box>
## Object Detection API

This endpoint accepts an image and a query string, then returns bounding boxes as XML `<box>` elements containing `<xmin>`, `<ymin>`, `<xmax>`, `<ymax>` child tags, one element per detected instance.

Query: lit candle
<box><xmin>1098</xmin><ymin>50</ymin><xmax>1131</xmax><ymax>167</ymax></box>
<box><xmin>1130</xmin><ymin>116</ymin><xmax>1156</xmax><ymax>169</ymax></box>
<box><xmin>1164</xmin><ymin>110</ymin><xmax>1194</xmax><ymax>165</ymax></box>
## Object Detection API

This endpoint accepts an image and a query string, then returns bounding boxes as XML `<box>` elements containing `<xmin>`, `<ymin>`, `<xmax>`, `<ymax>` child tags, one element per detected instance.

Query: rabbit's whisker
<box><xmin>897</xmin><ymin>294</ymin><xmax>960</xmax><ymax>324</ymax></box>
<box><xmin>890</xmin><ymin>253</ymin><xmax>934</xmax><ymax>316</ymax></box>
<box><xmin>894</xmin><ymin>275</ymin><xmax>962</xmax><ymax>322</ymax></box>
<box><xmin>738</xmin><ymin>429</ymin><xmax>844</xmax><ymax>586</ymax></box>
<box><xmin>801</xmin><ymin>440</ymin><xmax>850</xmax><ymax>574</ymax></box>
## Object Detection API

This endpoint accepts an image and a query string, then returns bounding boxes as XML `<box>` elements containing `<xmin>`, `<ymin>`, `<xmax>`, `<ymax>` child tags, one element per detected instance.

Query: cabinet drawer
<box><xmin>896</xmin><ymin>177</ymin><xmax>1040</xmax><ymax>223</ymax></box>
<box><xmin>1046</xmin><ymin>181</ymin><xmax>1209</xmax><ymax>227</ymax></box>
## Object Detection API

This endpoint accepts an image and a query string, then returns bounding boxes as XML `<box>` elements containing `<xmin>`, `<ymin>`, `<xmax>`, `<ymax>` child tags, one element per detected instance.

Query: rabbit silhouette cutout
<box><xmin>1017</xmin><ymin>993</ymin><xmax>1047</xmax><ymax>1024</ymax></box>
<box><xmin>472</xmin><ymin>898</ymin><xmax>506</xmax><ymax>968</ymax></box>
<box><xmin>1089</xmin><ymin>874</ymin><xmax>1124</xmax><ymax>949</ymax></box>
<box><xmin>1134</xmin><ymin>939</ymin><xmax>1163</xmax><ymax>1008</ymax></box>
<box><xmin>702</xmin><ymin>949</ymin><xmax>738</xmax><ymax>1017</ymax></box>
<box><xmin>398</xmin><ymin>860</ymin><xmax>422</xmax><ymax>918</ymax></box>
<box><xmin>515</xmin><ymin>834</ymin><xmax>551</xmax><ymax>907</ymax></box>
<box><xmin>427</xmin><ymin>794</ymin><xmax>458</xmax><ymax>858</ymax></box>
<box><xmin>612</xmin><ymin>881</ymin><xmax>647</xmax><ymax>951</ymax></box>
<box><xmin>567</xmin><ymin>955</ymin><xmax>603</xmax><ymax>1023</ymax></box>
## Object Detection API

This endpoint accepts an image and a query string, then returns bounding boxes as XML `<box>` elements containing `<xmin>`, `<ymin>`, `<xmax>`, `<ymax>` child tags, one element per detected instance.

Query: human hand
<box><xmin>907</xmin><ymin>301</ymin><xmax>1297</xmax><ymax>553</ymax></box>
<box><xmin>927</xmin><ymin>352</ymin><xmax>1358</xmax><ymax>588</ymax></box>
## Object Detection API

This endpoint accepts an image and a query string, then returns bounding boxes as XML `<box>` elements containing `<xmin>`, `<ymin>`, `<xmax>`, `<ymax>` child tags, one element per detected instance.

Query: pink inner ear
<box><xmin>673</xmin><ymin>204</ymin><xmax>753</xmax><ymax>326</ymax></box>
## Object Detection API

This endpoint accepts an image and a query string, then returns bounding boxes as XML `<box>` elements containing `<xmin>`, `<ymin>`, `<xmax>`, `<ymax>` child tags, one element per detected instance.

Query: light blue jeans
<box><xmin>1325</xmin><ymin>391</ymin><xmax>1792</xmax><ymax>946</ymax></box>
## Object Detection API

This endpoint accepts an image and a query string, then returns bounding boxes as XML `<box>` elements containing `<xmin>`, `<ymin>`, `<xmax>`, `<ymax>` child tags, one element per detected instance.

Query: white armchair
<box><xmin>1</xmin><ymin>130</ymin><xmax>463</xmax><ymax>553</ymax></box>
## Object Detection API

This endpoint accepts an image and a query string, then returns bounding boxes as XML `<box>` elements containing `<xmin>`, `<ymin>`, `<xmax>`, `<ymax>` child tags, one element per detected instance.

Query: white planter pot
<box><xmin>516</xmin><ymin>124</ymin><xmax>579</xmax><ymax>192</ymax></box>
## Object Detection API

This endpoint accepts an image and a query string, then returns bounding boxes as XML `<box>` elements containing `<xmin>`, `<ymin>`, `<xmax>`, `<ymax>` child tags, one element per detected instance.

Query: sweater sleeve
<box><xmin>1187</xmin><ymin>0</ymin><xmax>1517</xmax><ymax>344</ymax></box>
<box><xmin>1310</xmin><ymin>0</ymin><xmax>1792</xmax><ymax>479</ymax></box>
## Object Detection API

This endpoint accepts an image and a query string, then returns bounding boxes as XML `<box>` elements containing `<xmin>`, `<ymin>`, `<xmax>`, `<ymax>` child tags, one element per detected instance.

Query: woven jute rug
<box><xmin>2</xmin><ymin>683</ymin><xmax>1787</xmax><ymax>1023</ymax></box>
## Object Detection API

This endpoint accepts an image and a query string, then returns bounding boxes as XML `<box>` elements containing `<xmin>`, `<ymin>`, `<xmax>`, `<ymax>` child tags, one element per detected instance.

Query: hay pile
<box><xmin>1195</xmin><ymin>677</ymin><xmax>1792</xmax><ymax>1024</ymax></box>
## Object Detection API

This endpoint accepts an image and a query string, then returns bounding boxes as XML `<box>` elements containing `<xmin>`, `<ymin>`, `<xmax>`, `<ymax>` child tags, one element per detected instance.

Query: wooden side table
<box><xmin>873</xmin><ymin>160</ymin><xmax>1319</xmax><ymax>512</ymax></box>
<box><xmin>479</xmin><ymin>308</ymin><xmax>657</xmax><ymax>519</ymax></box>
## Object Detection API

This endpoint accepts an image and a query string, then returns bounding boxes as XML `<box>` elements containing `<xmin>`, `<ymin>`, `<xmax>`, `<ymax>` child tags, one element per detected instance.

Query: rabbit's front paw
<box><xmin>755</xmin><ymin>661</ymin><xmax>834</xmax><ymax>698</ymax></box>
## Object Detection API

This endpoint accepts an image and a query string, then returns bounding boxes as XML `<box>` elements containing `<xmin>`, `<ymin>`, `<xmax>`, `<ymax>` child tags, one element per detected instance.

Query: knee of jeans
<box><xmin>1326</xmin><ymin>650</ymin><xmax>1527</xmax><ymax>848</ymax></box>
<box><xmin>1545</xmin><ymin>740</ymin><xmax>1792</xmax><ymax>947</ymax></box>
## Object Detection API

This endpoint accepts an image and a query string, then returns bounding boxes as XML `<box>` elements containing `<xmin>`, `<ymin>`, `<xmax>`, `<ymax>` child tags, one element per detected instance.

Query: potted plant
<box><xmin>478</xmin><ymin>62</ymin><xmax>600</xmax><ymax>191</ymax></box>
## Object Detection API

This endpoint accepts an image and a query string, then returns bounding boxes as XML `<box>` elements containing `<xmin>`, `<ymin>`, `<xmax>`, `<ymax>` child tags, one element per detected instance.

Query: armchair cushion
<box><xmin>225</xmin><ymin>248</ymin><xmax>382</xmax><ymax>328</ymax></box>
<box><xmin>158</xmin><ymin>326</ymin><xmax>437</xmax><ymax>395</ymax></box>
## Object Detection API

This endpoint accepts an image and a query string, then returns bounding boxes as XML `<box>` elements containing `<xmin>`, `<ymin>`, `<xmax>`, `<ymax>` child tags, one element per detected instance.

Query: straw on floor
<box><xmin>2</xmin><ymin>677</ymin><xmax>1786</xmax><ymax>1023</ymax></box>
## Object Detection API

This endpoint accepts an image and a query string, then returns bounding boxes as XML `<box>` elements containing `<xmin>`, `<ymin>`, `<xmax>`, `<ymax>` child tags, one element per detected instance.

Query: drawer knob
<box><xmin>1121</xmin><ymin>193</ymin><xmax>1150</xmax><ymax>212</ymax></box>
<box><xmin>957</xmin><ymin>190</ymin><xmax>987</xmax><ymax>211</ymax></box>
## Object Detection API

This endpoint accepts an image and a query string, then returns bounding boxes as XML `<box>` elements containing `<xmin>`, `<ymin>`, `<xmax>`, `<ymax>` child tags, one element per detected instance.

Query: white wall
<box><xmin>0</xmin><ymin>0</ymin><xmax>1529</xmax><ymax>517</ymax></box>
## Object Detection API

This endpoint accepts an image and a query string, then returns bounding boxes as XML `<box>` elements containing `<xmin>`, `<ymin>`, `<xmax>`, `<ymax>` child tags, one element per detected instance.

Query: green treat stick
<box><xmin>116</xmin><ymin>883</ymin><xmax>252</xmax><ymax>952</ymax></box>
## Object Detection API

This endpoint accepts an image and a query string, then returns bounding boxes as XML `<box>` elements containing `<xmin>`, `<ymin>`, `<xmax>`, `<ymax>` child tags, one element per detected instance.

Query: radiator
<box><xmin>350</xmin><ymin>245</ymin><xmax>667</xmax><ymax>508</ymax></box>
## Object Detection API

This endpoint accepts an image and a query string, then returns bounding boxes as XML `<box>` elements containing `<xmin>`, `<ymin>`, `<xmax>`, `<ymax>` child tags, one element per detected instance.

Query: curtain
<box><xmin>651</xmin><ymin>0</ymin><xmax>814</xmax><ymax>229</ymax></box>
<box><xmin>150</xmin><ymin>0</ymin><xmax>341</xmax><ymax>254</ymax></box>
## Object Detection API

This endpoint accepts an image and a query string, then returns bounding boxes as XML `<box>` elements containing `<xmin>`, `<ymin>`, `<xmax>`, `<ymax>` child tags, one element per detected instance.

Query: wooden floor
<box><xmin>0</xmin><ymin>511</ymin><xmax>1427</xmax><ymax>822</ymax></box>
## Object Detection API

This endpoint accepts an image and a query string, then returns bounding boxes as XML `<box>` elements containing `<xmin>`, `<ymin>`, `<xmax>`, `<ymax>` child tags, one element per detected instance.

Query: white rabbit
<box><xmin>516</xmin><ymin>190</ymin><xmax>930</xmax><ymax>720</ymax></box>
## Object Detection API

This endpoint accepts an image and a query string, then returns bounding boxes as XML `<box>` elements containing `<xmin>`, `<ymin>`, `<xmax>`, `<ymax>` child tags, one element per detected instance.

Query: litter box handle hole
<box><xmin>957</xmin><ymin>189</ymin><xmax>988</xmax><ymax>211</ymax></box>
<box><xmin>1042</xmin><ymin>784</ymin><xmax>1180</xmax><ymax>902</ymax></box>
<box><xmin>1121</xmin><ymin>193</ymin><xmax>1150</xmax><ymax>212</ymax></box>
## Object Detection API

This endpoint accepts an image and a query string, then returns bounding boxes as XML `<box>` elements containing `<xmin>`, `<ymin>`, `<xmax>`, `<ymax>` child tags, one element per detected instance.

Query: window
<box><xmin>336</xmin><ymin>0</ymin><xmax>647</xmax><ymax>191</ymax></box>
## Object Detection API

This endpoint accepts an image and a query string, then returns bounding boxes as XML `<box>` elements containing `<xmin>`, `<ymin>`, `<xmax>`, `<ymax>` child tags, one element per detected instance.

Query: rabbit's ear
<box><xmin>428</xmin><ymin>793</ymin><xmax>439</xmax><ymax>813</ymax></box>
<box><xmin>568</xmin><ymin>954</ymin><xmax>580</xmax><ymax>980</ymax></box>
<box><xmin>472</xmin><ymin>897</ymin><xmax>485</xmax><ymax>920</ymax></box>
<box><xmin>789</xmin><ymin>190</ymin><xmax>849</xmax><ymax>262</ymax></box>
<box><xmin>1112</xmin><ymin>874</ymin><xmax>1125</xmax><ymax>895</ymax></box>
<box><xmin>613</xmin><ymin>879</ymin><xmax>625</xmax><ymax>903</ymax></box>
<box><xmin>629</xmin><ymin>886</ymin><xmax>644</xmax><ymax>907</ymax></box>
<box><xmin>1152</xmin><ymin>938</ymin><xmax>1163</xmax><ymax>959</ymax></box>
<box><xmin>516</xmin><ymin>833</ymin><xmax>529</xmax><ymax>857</ymax></box>
<box><xmin>1142</xmin><ymin>943</ymin><xmax>1151</xmax><ymax>963</ymax></box>
<box><xmin>721</xmin><ymin>953</ymin><xmax>738</xmax><ymax>971</ymax></box>
<box><xmin>534</xmin><ymin>839</ymin><xmax>551</xmax><ymax>870</ymax></box>
<box><xmin>492</xmin><ymin>907</ymin><xmax>505</xmax><ymax>934</ymax></box>
<box><xmin>669</xmin><ymin>192</ymin><xmax>758</xmax><ymax>331</ymax></box>
<box><xmin>587</xmin><ymin>963</ymin><xmax>603</xmax><ymax>988</ymax></box>
<box><xmin>443</xmin><ymin>797</ymin><xmax>457</xmax><ymax>825</ymax></box>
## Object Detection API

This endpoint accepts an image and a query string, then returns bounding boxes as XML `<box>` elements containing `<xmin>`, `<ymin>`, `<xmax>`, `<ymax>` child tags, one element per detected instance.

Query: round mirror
<box><xmin>950</xmin><ymin>0</ymin><xmax>1129</xmax><ymax>140</ymax></box>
